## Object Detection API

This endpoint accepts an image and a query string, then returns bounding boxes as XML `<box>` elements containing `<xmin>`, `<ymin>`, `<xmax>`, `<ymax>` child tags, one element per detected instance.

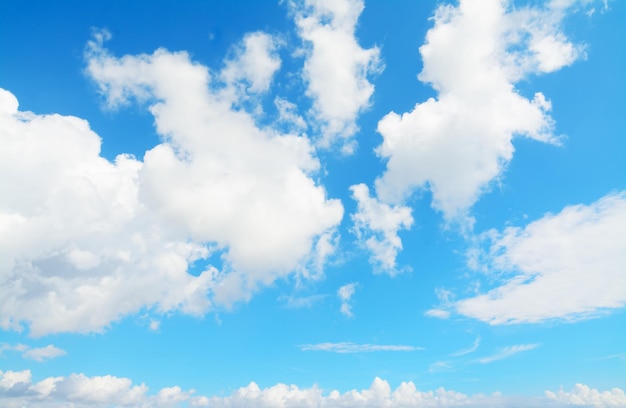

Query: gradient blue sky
<box><xmin>1</xmin><ymin>0</ymin><xmax>625</xmax><ymax>407</ymax></box>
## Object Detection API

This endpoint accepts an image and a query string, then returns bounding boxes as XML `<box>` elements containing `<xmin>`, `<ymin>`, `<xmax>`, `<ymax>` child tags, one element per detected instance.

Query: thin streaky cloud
<box><xmin>451</xmin><ymin>336</ymin><xmax>481</xmax><ymax>357</ymax></box>
<box><xmin>478</xmin><ymin>344</ymin><xmax>540</xmax><ymax>364</ymax></box>
<box><xmin>300</xmin><ymin>342</ymin><xmax>424</xmax><ymax>353</ymax></box>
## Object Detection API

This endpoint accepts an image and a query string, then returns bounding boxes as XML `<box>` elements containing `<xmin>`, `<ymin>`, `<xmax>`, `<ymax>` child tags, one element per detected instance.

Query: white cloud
<box><xmin>373</xmin><ymin>0</ymin><xmax>586</xmax><ymax>225</ymax></box>
<box><xmin>197</xmin><ymin>377</ymin><xmax>516</xmax><ymax>407</ymax></box>
<box><xmin>22</xmin><ymin>345</ymin><xmax>67</xmax><ymax>362</ymax></box>
<box><xmin>478</xmin><ymin>343</ymin><xmax>539</xmax><ymax>364</ymax></box>
<box><xmin>456</xmin><ymin>191</ymin><xmax>626</xmax><ymax>324</ymax></box>
<box><xmin>0</xmin><ymin>368</ymin><xmax>190</xmax><ymax>408</ymax></box>
<box><xmin>546</xmin><ymin>383</ymin><xmax>626</xmax><ymax>407</ymax></box>
<box><xmin>424</xmin><ymin>309</ymin><xmax>451</xmax><ymax>319</ymax></box>
<box><xmin>221</xmin><ymin>31</ymin><xmax>282</xmax><ymax>94</ymax></box>
<box><xmin>300</xmin><ymin>342</ymin><xmax>422</xmax><ymax>353</ymax></box>
<box><xmin>337</xmin><ymin>282</ymin><xmax>357</xmax><ymax>317</ymax></box>
<box><xmin>0</xmin><ymin>29</ymin><xmax>343</xmax><ymax>335</ymax></box>
<box><xmin>291</xmin><ymin>0</ymin><xmax>381</xmax><ymax>153</ymax></box>
<box><xmin>451</xmin><ymin>337</ymin><xmax>481</xmax><ymax>357</ymax></box>
<box><xmin>0</xmin><ymin>85</ymin><xmax>217</xmax><ymax>335</ymax></box>
<box><xmin>350</xmin><ymin>183</ymin><xmax>413</xmax><ymax>274</ymax></box>
<box><xmin>2</xmin><ymin>368</ymin><xmax>623</xmax><ymax>408</ymax></box>
<box><xmin>275</xmin><ymin>97</ymin><xmax>307</xmax><ymax>133</ymax></box>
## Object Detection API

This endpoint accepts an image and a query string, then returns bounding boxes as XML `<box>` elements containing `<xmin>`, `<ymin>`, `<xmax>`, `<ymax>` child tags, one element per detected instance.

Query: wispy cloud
<box><xmin>478</xmin><ymin>344</ymin><xmax>539</xmax><ymax>364</ymax></box>
<box><xmin>588</xmin><ymin>353</ymin><xmax>626</xmax><ymax>362</ymax></box>
<box><xmin>300</xmin><ymin>342</ymin><xmax>423</xmax><ymax>353</ymax></box>
<box><xmin>0</xmin><ymin>343</ymin><xmax>67</xmax><ymax>362</ymax></box>
<box><xmin>337</xmin><ymin>283</ymin><xmax>357</xmax><ymax>317</ymax></box>
<box><xmin>451</xmin><ymin>337</ymin><xmax>481</xmax><ymax>357</ymax></box>
<box><xmin>428</xmin><ymin>361</ymin><xmax>455</xmax><ymax>373</ymax></box>
<box><xmin>279</xmin><ymin>294</ymin><xmax>328</xmax><ymax>309</ymax></box>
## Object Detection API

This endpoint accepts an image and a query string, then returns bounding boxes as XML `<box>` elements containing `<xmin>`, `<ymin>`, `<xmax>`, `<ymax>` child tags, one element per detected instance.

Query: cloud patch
<box><xmin>0</xmin><ymin>344</ymin><xmax>66</xmax><ymax>362</ymax></box>
<box><xmin>456</xmin><ymin>191</ymin><xmax>626</xmax><ymax>324</ymax></box>
<box><xmin>2</xmin><ymin>368</ymin><xmax>623</xmax><ymax>407</ymax></box>
<box><xmin>337</xmin><ymin>282</ymin><xmax>357</xmax><ymax>317</ymax></box>
<box><xmin>291</xmin><ymin>0</ymin><xmax>382</xmax><ymax>153</ymax></box>
<box><xmin>0</xmin><ymin>27</ymin><xmax>344</xmax><ymax>335</ymax></box>
<box><xmin>350</xmin><ymin>184</ymin><xmax>413</xmax><ymax>274</ymax></box>
<box><xmin>373</xmin><ymin>0</ymin><xmax>584</xmax><ymax>225</ymax></box>
<box><xmin>546</xmin><ymin>383</ymin><xmax>626</xmax><ymax>407</ymax></box>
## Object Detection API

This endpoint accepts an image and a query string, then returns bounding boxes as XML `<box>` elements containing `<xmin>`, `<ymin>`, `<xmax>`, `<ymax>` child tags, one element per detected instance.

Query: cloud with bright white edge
<box><xmin>455</xmin><ymin>191</ymin><xmax>626</xmax><ymax>324</ymax></box>
<box><xmin>337</xmin><ymin>282</ymin><xmax>357</xmax><ymax>317</ymax></box>
<box><xmin>300</xmin><ymin>342</ymin><xmax>423</xmax><ymax>353</ymax></box>
<box><xmin>349</xmin><ymin>0</ymin><xmax>587</xmax><ymax>271</ymax></box>
<box><xmin>478</xmin><ymin>343</ymin><xmax>539</xmax><ymax>364</ymax></box>
<box><xmin>4</xmin><ymin>368</ymin><xmax>623</xmax><ymax>408</ymax></box>
<box><xmin>350</xmin><ymin>183</ymin><xmax>413</xmax><ymax>274</ymax></box>
<box><xmin>367</xmin><ymin>0</ymin><xmax>586</xmax><ymax>231</ymax></box>
<box><xmin>0</xmin><ymin>26</ymin><xmax>344</xmax><ymax>335</ymax></box>
<box><xmin>291</xmin><ymin>0</ymin><xmax>382</xmax><ymax>153</ymax></box>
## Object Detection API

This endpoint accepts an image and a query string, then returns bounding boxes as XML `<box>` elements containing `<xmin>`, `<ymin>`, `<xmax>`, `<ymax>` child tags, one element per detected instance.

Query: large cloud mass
<box><xmin>456</xmin><ymin>191</ymin><xmax>626</xmax><ymax>324</ymax></box>
<box><xmin>374</xmin><ymin>0</ymin><xmax>584</xmax><ymax>222</ymax></box>
<box><xmin>351</xmin><ymin>0</ymin><xmax>587</xmax><ymax>270</ymax></box>
<box><xmin>0</xmin><ymin>29</ymin><xmax>343</xmax><ymax>335</ymax></box>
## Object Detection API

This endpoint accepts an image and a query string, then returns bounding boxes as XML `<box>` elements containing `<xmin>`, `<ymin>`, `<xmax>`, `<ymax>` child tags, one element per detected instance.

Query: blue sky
<box><xmin>1</xmin><ymin>0</ymin><xmax>625</xmax><ymax>406</ymax></box>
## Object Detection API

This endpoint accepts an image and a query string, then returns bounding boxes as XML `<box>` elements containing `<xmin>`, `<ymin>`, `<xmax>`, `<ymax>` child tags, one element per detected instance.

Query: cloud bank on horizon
<box><xmin>2</xmin><ymin>368</ymin><xmax>626</xmax><ymax>408</ymax></box>
<box><xmin>0</xmin><ymin>0</ymin><xmax>624</xmax><ymax>405</ymax></box>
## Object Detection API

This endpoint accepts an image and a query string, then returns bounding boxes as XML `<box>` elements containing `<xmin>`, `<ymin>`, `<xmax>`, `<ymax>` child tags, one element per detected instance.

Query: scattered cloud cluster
<box><xmin>456</xmin><ymin>191</ymin><xmax>626</xmax><ymax>324</ymax></box>
<box><xmin>291</xmin><ymin>0</ymin><xmax>382</xmax><ymax>152</ymax></box>
<box><xmin>546</xmin><ymin>383</ymin><xmax>626</xmax><ymax>408</ymax></box>
<box><xmin>5</xmin><ymin>368</ymin><xmax>621</xmax><ymax>408</ymax></box>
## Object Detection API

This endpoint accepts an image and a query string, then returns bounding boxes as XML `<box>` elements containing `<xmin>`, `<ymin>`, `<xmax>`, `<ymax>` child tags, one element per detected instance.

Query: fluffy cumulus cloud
<box><xmin>546</xmin><ymin>383</ymin><xmax>626</xmax><ymax>408</ymax></box>
<box><xmin>350</xmin><ymin>184</ymin><xmax>413</xmax><ymax>274</ymax></box>
<box><xmin>456</xmin><ymin>191</ymin><xmax>626</xmax><ymax>324</ymax></box>
<box><xmin>291</xmin><ymin>0</ymin><xmax>381</xmax><ymax>152</ymax></box>
<box><xmin>221</xmin><ymin>31</ymin><xmax>282</xmax><ymax>95</ymax></box>
<box><xmin>0</xmin><ymin>369</ymin><xmax>191</xmax><ymax>408</ymax></box>
<box><xmin>0</xmin><ymin>28</ymin><xmax>343</xmax><ymax>335</ymax></box>
<box><xmin>350</xmin><ymin>0</ymin><xmax>586</xmax><ymax>270</ymax></box>
<box><xmin>374</xmin><ymin>0</ymin><xmax>585</xmax><ymax>224</ymax></box>
<box><xmin>3</xmin><ymin>369</ymin><xmax>624</xmax><ymax>408</ymax></box>
<box><xmin>196</xmin><ymin>377</ymin><xmax>499</xmax><ymax>407</ymax></box>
